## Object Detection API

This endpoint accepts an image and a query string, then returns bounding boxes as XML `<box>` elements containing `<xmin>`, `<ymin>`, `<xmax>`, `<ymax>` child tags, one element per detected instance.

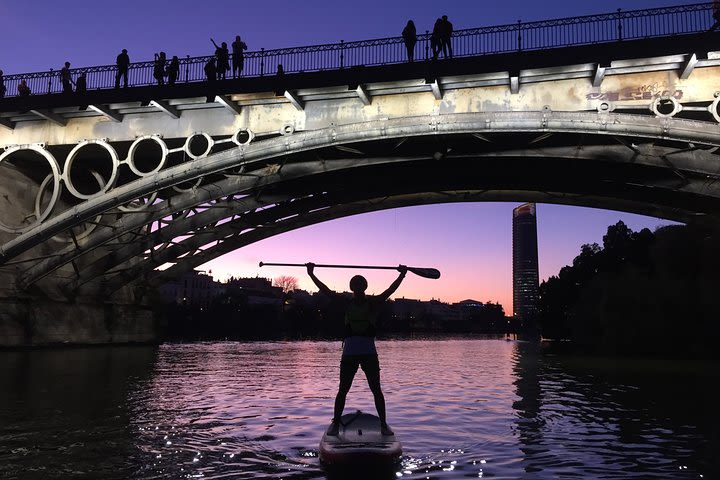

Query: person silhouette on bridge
<box><xmin>115</xmin><ymin>49</ymin><xmax>130</xmax><ymax>88</ymax></box>
<box><xmin>153</xmin><ymin>52</ymin><xmax>167</xmax><ymax>86</ymax></box>
<box><xmin>232</xmin><ymin>35</ymin><xmax>248</xmax><ymax>77</ymax></box>
<box><xmin>167</xmin><ymin>56</ymin><xmax>180</xmax><ymax>85</ymax></box>
<box><xmin>711</xmin><ymin>0</ymin><xmax>720</xmax><ymax>31</ymax></box>
<box><xmin>439</xmin><ymin>15</ymin><xmax>453</xmax><ymax>59</ymax></box>
<box><xmin>18</xmin><ymin>79</ymin><xmax>31</xmax><ymax>96</ymax></box>
<box><xmin>306</xmin><ymin>262</ymin><xmax>408</xmax><ymax>437</ymax></box>
<box><xmin>0</xmin><ymin>70</ymin><xmax>6</xmax><ymax>98</ymax></box>
<box><xmin>60</xmin><ymin>62</ymin><xmax>74</xmax><ymax>93</ymax></box>
<box><xmin>75</xmin><ymin>72</ymin><xmax>87</xmax><ymax>94</ymax></box>
<box><xmin>402</xmin><ymin>20</ymin><xmax>417</xmax><ymax>62</ymax></box>
<box><xmin>211</xmin><ymin>39</ymin><xmax>230</xmax><ymax>80</ymax></box>
<box><xmin>431</xmin><ymin>18</ymin><xmax>442</xmax><ymax>60</ymax></box>
<box><xmin>204</xmin><ymin>57</ymin><xmax>217</xmax><ymax>84</ymax></box>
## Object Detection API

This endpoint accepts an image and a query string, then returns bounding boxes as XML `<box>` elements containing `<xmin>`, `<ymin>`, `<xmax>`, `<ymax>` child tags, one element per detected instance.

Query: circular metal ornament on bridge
<box><xmin>126</xmin><ymin>135</ymin><xmax>169</xmax><ymax>177</ymax></box>
<box><xmin>709</xmin><ymin>94</ymin><xmax>720</xmax><ymax>124</ymax></box>
<box><xmin>280</xmin><ymin>124</ymin><xmax>295</xmax><ymax>135</ymax></box>
<box><xmin>183</xmin><ymin>132</ymin><xmax>214</xmax><ymax>159</ymax></box>
<box><xmin>650</xmin><ymin>96</ymin><xmax>682</xmax><ymax>118</ymax></box>
<box><xmin>597</xmin><ymin>102</ymin><xmax>615</xmax><ymax>113</ymax></box>
<box><xmin>62</xmin><ymin>140</ymin><xmax>120</xmax><ymax>200</ymax></box>
<box><xmin>232</xmin><ymin>128</ymin><xmax>255</xmax><ymax>146</ymax></box>
<box><xmin>40</xmin><ymin>170</ymin><xmax>106</xmax><ymax>242</ymax></box>
<box><xmin>0</xmin><ymin>145</ymin><xmax>61</xmax><ymax>234</ymax></box>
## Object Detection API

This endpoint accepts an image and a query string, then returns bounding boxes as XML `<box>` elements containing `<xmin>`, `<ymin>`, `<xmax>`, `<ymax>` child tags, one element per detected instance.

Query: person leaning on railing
<box><xmin>402</xmin><ymin>20</ymin><xmax>417</xmax><ymax>63</ymax></box>
<box><xmin>153</xmin><ymin>52</ymin><xmax>167</xmax><ymax>86</ymax></box>
<box><xmin>204</xmin><ymin>57</ymin><xmax>217</xmax><ymax>83</ymax></box>
<box><xmin>18</xmin><ymin>79</ymin><xmax>31</xmax><ymax>96</ymax></box>
<box><xmin>167</xmin><ymin>56</ymin><xmax>180</xmax><ymax>85</ymax></box>
<box><xmin>60</xmin><ymin>62</ymin><xmax>74</xmax><ymax>93</ymax></box>
<box><xmin>431</xmin><ymin>18</ymin><xmax>442</xmax><ymax>59</ymax></box>
<box><xmin>76</xmin><ymin>73</ymin><xmax>87</xmax><ymax>94</ymax></box>
<box><xmin>231</xmin><ymin>35</ymin><xmax>247</xmax><ymax>78</ymax></box>
<box><xmin>440</xmin><ymin>15</ymin><xmax>453</xmax><ymax>59</ymax></box>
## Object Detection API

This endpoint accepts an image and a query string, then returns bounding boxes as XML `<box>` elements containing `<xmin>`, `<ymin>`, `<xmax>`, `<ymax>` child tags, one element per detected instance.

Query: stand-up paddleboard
<box><xmin>319</xmin><ymin>411</ymin><xmax>402</xmax><ymax>466</ymax></box>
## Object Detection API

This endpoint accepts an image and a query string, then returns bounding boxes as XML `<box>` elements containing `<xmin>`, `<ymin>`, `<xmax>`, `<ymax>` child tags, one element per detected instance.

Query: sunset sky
<box><xmin>0</xmin><ymin>0</ymin><xmax>688</xmax><ymax>313</ymax></box>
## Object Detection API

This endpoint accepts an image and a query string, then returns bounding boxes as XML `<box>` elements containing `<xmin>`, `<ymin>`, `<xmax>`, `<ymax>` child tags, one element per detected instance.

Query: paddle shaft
<box><xmin>261</xmin><ymin>262</ymin><xmax>401</xmax><ymax>271</ymax></box>
<box><xmin>259</xmin><ymin>262</ymin><xmax>441</xmax><ymax>279</ymax></box>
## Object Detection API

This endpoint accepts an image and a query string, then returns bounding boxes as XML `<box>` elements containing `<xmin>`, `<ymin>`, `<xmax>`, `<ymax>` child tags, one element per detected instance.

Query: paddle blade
<box><xmin>408</xmin><ymin>267</ymin><xmax>441</xmax><ymax>279</ymax></box>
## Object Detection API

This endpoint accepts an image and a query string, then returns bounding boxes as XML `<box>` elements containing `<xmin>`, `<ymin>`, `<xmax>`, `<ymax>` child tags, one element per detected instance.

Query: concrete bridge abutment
<box><xmin>0</xmin><ymin>272</ymin><xmax>159</xmax><ymax>348</ymax></box>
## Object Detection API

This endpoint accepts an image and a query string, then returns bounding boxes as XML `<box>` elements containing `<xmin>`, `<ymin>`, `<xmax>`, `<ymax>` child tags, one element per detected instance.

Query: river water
<box><xmin>0</xmin><ymin>339</ymin><xmax>717</xmax><ymax>479</ymax></box>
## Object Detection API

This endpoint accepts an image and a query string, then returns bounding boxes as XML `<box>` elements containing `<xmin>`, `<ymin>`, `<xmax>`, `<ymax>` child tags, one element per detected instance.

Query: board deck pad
<box><xmin>319</xmin><ymin>411</ymin><xmax>402</xmax><ymax>466</ymax></box>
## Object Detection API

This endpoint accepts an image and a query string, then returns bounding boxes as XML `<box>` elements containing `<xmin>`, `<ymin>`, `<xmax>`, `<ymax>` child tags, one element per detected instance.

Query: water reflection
<box><xmin>512</xmin><ymin>342</ymin><xmax>548</xmax><ymax>475</ymax></box>
<box><xmin>0</xmin><ymin>346</ymin><xmax>157</xmax><ymax>479</ymax></box>
<box><xmin>0</xmin><ymin>340</ymin><xmax>717</xmax><ymax>479</ymax></box>
<box><xmin>511</xmin><ymin>342</ymin><xmax>719</xmax><ymax>479</ymax></box>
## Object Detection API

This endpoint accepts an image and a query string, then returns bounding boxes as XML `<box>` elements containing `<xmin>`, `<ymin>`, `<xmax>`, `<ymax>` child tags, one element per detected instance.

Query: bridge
<box><xmin>1</xmin><ymin>2</ymin><xmax>720</xmax><ymax>346</ymax></box>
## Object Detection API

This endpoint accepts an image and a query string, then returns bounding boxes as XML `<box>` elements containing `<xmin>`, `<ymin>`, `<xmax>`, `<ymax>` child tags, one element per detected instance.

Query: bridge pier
<box><xmin>0</xmin><ymin>273</ymin><xmax>160</xmax><ymax>348</ymax></box>
<box><xmin>0</xmin><ymin>298</ymin><xmax>159</xmax><ymax>348</ymax></box>
<box><xmin>0</xmin><ymin>157</ymin><xmax>161</xmax><ymax>348</ymax></box>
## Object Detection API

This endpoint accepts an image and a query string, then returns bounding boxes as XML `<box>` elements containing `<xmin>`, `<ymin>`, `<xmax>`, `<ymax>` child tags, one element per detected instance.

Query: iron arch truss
<box><xmin>2</xmin><ymin>111</ymin><xmax>720</xmax><ymax>297</ymax></box>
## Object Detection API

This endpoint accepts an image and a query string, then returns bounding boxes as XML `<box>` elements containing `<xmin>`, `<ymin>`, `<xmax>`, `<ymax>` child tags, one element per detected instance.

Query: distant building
<box><xmin>390</xmin><ymin>298</ymin><xmax>426</xmax><ymax>330</ymax></box>
<box><xmin>456</xmin><ymin>299</ymin><xmax>506</xmax><ymax>333</ymax></box>
<box><xmin>159</xmin><ymin>270</ymin><xmax>223</xmax><ymax>307</ymax></box>
<box><xmin>512</xmin><ymin>203</ymin><xmax>539</xmax><ymax>328</ymax></box>
<box><xmin>225</xmin><ymin>276</ymin><xmax>283</xmax><ymax>307</ymax></box>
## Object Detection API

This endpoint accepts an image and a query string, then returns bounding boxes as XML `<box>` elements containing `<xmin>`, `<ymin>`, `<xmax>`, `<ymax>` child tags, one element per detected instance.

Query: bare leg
<box><xmin>365</xmin><ymin>367</ymin><xmax>387</xmax><ymax>424</ymax></box>
<box><xmin>333</xmin><ymin>359</ymin><xmax>358</xmax><ymax>421</ymax></box>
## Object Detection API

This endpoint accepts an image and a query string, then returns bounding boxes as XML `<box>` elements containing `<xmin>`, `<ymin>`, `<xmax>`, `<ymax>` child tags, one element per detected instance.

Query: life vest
<box><xmin>345</xmin><ymin>300</ymin><xmax>377</xmax><ymax>337</ymax></box>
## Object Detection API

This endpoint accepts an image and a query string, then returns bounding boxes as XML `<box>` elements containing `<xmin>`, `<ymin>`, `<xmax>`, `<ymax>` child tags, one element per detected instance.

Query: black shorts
<box><xmin>340</xmin><ymin>354</ymin><xmax>379</xmax><ymax>380</ymax></box>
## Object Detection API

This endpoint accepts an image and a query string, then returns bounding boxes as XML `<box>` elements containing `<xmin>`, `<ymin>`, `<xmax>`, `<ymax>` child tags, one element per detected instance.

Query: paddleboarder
<box><xmin>306</xmin><ymin>262</ymin><xmax>408</xmax><ymax>436</ymax></box>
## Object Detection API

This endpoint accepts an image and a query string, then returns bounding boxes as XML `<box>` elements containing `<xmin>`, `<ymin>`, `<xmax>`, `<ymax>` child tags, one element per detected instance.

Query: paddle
<box><xmin>259</xmin><ymin>262</ymin><xmax>441</xmax><ymax>279</ymax></box>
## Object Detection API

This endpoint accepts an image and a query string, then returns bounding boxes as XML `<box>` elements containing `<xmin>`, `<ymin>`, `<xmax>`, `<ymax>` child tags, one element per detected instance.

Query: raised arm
<box><xmin>306</xmin><ymin>263</ymin><xmax>334</xmax><ymax>296</ymax></box>
<box><xmin>376</xmin><ymin>265</ymin><xmax>408</xmax><ymax>302</ymax></box>
<box><xmin>211</xmin><ymin>38</ymin><xmax>219</xmax><ymax>49</ymax></box>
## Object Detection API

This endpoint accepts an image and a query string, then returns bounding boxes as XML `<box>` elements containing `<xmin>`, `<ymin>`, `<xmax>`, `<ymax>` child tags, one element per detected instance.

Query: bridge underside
<box><xmin>0</xmin><ymin>111</ymin><xmax>719</xmax><ymax>303</ymax></box>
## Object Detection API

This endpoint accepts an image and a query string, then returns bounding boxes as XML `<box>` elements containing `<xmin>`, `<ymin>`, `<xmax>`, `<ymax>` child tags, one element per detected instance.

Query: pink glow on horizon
<box><xmin>201</xmin><ymin>203</ymin><xmax>673</xmax><ymax>316</ymax></box>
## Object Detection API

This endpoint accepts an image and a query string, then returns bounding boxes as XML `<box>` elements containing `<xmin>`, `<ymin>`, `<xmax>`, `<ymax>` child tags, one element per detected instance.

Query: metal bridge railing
<box><xmin>0</xmin><ymin>2</ymin><xmax>714</xmax><ymax>99</ymax></box>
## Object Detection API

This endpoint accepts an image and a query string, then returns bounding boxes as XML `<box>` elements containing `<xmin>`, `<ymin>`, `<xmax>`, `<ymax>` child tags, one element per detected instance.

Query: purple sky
<box><xmin>1</xmin><ymin>0</ymin><xmax>687</xmax><ymax>313</ymax></box>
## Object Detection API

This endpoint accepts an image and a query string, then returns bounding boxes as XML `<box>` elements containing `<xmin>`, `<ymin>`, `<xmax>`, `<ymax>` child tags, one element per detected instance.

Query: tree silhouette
<box><xmin>538</xmin><ymin>221</ymin><xmax>720</xmax><ymax>359</ymax></box>
<box><xmin>274</xmin><ymin>275</ymin><xmax>298</xmax><ymax>293</ymax></box>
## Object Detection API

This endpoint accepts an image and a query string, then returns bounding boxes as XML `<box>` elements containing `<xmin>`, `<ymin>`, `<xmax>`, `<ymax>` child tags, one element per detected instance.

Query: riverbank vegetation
<box><xmin>538</xmin><ymin>222</ymin><xmax>720</xmax><ymax>359</ymax></box>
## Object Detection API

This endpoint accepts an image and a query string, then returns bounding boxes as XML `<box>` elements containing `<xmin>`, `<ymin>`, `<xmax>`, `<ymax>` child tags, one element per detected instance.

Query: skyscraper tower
<box><xmin>513</xmin><ymin>203</ymin><xmax>539</xmax><ymax>335</ymax></box>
